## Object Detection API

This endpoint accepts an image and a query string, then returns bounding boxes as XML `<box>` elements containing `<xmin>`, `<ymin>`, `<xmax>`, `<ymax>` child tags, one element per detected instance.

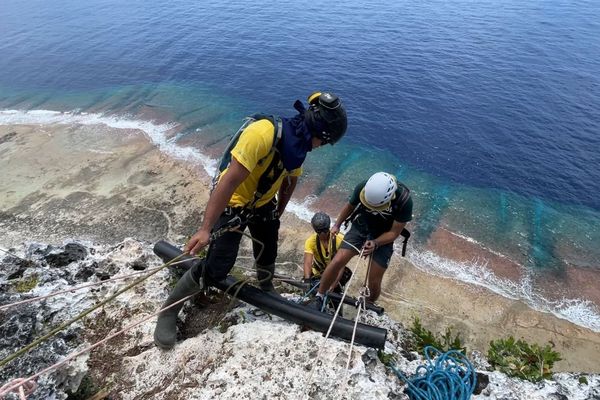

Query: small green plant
<box><xmin>377</xmin><ymin>350</ymin><xmax>396</xmax><ymax>366</ymax></box>
<box><xmin>579</xmin><ymin>375</ymin><xmax>588</xmax><ymax>385</ymax></box>
<box><xmin>14</xmin><ymin>274</ymin><xmax>39</xmax><ymax>293</ymax></box>
<box><xmin>487</xmin><ymin>336</ymin><xmax>562</xmax><ymax>382</ymax></box>
<box><xmin>409</xmin><ymin>316</ymin><xmax>466</xmax><ymax>354</ymax></box>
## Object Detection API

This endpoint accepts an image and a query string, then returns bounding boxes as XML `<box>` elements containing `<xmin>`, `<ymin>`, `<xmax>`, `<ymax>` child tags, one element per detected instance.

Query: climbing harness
<box><xmin>312</xmin><ymin>232</ymin><xmax>338</xmax><ymax>274</ymax></box>
<box><xmin>390</xmin><ymin>346</ymin><xmax>477</xmax><ymax>400</ymax></box>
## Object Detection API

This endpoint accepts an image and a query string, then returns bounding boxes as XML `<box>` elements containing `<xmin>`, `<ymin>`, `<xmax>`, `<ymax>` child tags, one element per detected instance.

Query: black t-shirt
<box><xmin>348</xmin><ymin>179</ymin><xmax>413</xmax><ymax>237</ymax></box>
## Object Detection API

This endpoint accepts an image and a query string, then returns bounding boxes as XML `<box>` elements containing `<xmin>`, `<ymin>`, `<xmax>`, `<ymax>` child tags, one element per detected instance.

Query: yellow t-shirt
<box><xmin>220</xmin><ymin>119</ymin><xmax>302</xmax><ymax>208</ymax></box>
<box><xmin>304</xmin><ymin>233</ymin><xmax>344</xmax><ymax>277</ymax></box>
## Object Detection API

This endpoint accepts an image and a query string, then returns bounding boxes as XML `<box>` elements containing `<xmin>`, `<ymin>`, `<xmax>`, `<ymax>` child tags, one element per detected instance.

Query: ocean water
<box><xmin>1</xmin><ymin>0</ymin><xmax>600</xmax><ymax>330</ymax></box>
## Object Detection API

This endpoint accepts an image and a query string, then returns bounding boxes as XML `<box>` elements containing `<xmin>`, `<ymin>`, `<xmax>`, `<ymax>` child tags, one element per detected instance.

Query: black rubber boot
<box><xmin>154</xmin><ymin>269</ymin><xmax>203</xmax><ymax>349</ymax></box>
<box><xmin>256</xmin><ymin>263</ymin><xmax>278</xmax><ymax>294</ymax></box>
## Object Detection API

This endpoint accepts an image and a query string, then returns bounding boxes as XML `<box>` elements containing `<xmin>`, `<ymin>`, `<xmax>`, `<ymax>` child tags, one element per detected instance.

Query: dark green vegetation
<box><xmin>402</xmin><ymin>317</ymin><xmax>562</xmax><ymax>384</ymax></box>
<box><xmin>409</xmin><ymin>317</ymin><xmax>466</xmax><ymax>354</ymax></box>
<box><xmin>487</xmin><ymin>336</ymin><xmax>562</xmax><ymax>382</ymax></box>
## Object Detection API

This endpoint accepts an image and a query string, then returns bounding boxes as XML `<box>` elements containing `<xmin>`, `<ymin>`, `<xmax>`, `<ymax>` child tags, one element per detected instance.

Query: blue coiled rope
<box><xmin>390</xmin><ymin>346</ymin><xmax>477</xmax><ymax>400</ymax></box>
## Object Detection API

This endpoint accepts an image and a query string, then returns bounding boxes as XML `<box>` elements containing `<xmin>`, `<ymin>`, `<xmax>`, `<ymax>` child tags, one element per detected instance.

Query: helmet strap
<box><xmin>293</xmin><ymin>99</ymin><xmax>306</xmax><ymax>114</ymax></box>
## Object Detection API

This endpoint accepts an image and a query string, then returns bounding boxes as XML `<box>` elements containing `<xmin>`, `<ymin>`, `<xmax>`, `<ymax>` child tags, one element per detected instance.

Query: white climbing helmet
<box><xmin>360</xmin><ymin>172</ymin><xmax>397</xmax><ymax>211</ymax></box>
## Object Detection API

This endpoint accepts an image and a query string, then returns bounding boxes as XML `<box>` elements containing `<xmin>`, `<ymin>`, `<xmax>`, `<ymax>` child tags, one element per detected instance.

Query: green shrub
<box><xmin>14</xmin><ymin>274</ymin><xmax>39</xmax><ymax>293</ymax></box>
<box><xmin>487</xmin><ymin>336</ymin><xmax>561</xmax><ymax>382</ymax></box>
<box><xmin>377</xmin><ymin>350</ymin><xmax>396</xmax><ymax>366</ymax></box>
<box><xmin>409</xmin><ymin>316</ymin><xmax>466</xmax><ymax>354</ymax></box>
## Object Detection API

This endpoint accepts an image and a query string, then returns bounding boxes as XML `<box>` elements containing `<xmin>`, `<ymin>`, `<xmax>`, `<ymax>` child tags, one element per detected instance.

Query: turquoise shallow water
<box><xmin>11</xmin><ymin>83</ymin><xmax>596</xmax><ymax>271</ymax></box>
<box><xmin>1</xmin><ymin>0</ymin><xmax>600</xmax><ymax>330</ymax></box>
<box><xmin>2</xmin><ymin>83</ymin><xmax>600</xmax><ymax>332</ymax></box>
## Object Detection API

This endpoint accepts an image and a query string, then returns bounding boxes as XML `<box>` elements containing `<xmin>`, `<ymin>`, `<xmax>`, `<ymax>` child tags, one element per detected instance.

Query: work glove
<box><xmin>302</xmin><ymin>277</ymin><xmax>314</xmax><ymax>290</ymax></box>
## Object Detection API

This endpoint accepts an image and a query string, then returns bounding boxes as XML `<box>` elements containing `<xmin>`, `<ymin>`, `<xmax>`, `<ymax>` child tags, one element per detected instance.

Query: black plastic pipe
<box><xmin>276</xmin><ymin>277</ymin><xmax>385</xmax><ymax>315</ymax></box>
<box><xmin>154</xmin><ymin>240</ymin><xmax>387</xmax><ymax>349</ymax></box>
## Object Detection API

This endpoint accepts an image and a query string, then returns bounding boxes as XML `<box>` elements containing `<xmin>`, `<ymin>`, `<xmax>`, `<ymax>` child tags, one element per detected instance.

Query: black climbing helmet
<box><xmin>311</xmin><ymin>212</ymin><xmax>331</xmax><ymax>233</ymax></box>
<box><xmin>305</xmin><ymin>92</ymin><xmax>347</xmax><ymax>145</ymax></box>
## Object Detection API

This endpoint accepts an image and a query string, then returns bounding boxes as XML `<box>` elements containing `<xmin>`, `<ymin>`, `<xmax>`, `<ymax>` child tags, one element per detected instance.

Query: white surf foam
<box><xmin>408</xmin><ymin>248</ymin><xmax>600</xmax><ymax>332</ymax></box>
<box><xmin>284</xmin><ymin>194</ymin><xmax>318</xmax><ymax>222</ymax></box>
<box><xmin>0</xmin><ymin>109</ymin><xmax>217</xmax><ymax>176</ymax></box>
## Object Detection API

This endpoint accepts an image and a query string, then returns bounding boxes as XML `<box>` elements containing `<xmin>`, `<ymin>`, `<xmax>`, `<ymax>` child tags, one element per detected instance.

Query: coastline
<box><xmin>2</xmin><ymin>122</ymin><xmax>600</xmax><ymax>372</ymax></box>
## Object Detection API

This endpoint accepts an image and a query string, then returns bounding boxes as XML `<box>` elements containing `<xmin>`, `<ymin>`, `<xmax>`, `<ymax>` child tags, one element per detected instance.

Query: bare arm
<box><xmin>185</xmin><ymin>158</ymin><xmax>250</xmax><ymax>255</ymax></box>
<box><xmin>276</xmin><ymin>176</ymin><xmax>298</xmax><ymax>216</ymax></box>
<box><xmin>363</xmin><ymin>221</ymin><xmax>406</xmax><ymax>256</ymax></box>
<box><xmin>303</xmin><ymin>252</ymin><xmax>314</xmax><ymax>280</ymax></box>
<box><xmin>329</xmin><ymin>266</ymin><xmax>346</xmax><ymax>291</ymax></box>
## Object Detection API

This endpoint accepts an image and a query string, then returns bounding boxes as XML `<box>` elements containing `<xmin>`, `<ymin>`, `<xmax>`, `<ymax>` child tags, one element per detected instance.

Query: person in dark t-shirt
<box><xmin>314</xmin><ymin>172</ymin><xmax>413</xmax><ymax>308</ymax></box>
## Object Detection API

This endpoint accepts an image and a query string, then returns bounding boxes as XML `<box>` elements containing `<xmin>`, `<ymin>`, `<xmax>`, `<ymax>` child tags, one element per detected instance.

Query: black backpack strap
<box><xmin>330</xmin><ymin>234</ymin><xmax>338</xmax><ymax>260</ymax></box>
<box><xmin>400</xmin><ymin>228</ymin><xmax>411</xmax><ymax>257</ymax></box>
<box><xmin>396</xmin><ymin>183</ymin><xmax>411</xmax><ymax>209</ymax></box>
<box><xmin>313</xmin><ymin>234</ymin><xmax>327</xmax><ymax>272</ymax></box>
<box><xmin>211</xmin><ymin>116</ymin><xmax>256</xmax><ymax>192</ymax></box>
<box><xmin>245</xmin><ymin>116</ymin><xmax>284</xmax><ymax>211</ymax></box>
<box><xmin>395</xmin><ymin>183</ymin><xmax>411</xmax><ymax>257</ymax></box>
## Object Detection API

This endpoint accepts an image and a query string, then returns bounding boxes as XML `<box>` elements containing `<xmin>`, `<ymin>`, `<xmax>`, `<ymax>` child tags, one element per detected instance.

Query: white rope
<box><xmin>339</xmin><ymin>293</ymin><xmax>366</xmax><ymax>396</ymax></box>
<box><xmin>337</xmin><ymin>250</ymin><xmax>373</xmax><ymax>398</ymax></box>
<box><xmin>303</xmin><ymin>247</ymin><xmax>367</xmax><ymax>400</ymax></box>
<box><xmin>302</xmin><ymin>235</ymin><xmax>379</xmax><ymax>399</ymax></box>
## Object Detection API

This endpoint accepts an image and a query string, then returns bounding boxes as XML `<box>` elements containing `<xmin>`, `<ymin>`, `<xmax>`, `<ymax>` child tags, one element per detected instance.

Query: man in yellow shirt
<box><xmin>155</xmin><ymin>92</ymin><xmax>348</xmax><ymax>349</ymax></box>
<box><xmin>303</xmin><ymin>212</ymin><xmax>351</xmax><ymax>294</ymax></box>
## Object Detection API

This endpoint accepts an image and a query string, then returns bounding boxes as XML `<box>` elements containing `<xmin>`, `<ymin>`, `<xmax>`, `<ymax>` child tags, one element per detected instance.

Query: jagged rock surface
<box><xmin>1</xmin><ymin>240</ymin><xmax>599</xmax><ymax>399</ymax></box>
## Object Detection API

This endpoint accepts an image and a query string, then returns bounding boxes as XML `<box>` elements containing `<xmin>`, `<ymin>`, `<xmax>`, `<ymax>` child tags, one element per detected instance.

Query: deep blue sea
<box><xmin>1</xmin><ymin>0</ymin><xmax>600</xmax><ymax>330</ymax></box>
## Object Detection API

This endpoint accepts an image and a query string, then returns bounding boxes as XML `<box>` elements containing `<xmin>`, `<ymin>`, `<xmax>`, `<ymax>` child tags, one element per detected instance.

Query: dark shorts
<box><xmin>339</xmin><ymin>224</ymin><xmax>394</xmax><ymax>269</ymax></box>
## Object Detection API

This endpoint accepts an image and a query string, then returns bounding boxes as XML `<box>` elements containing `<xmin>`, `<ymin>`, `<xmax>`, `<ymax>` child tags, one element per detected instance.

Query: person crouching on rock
<box><xmin>313</xmin><ymin>172</ymin><xmax>413</xmax><ymax>311</ymax></box>
<box><xmin>303</xmin><ymin>212</ymin><xmax>352</xmax><ymax>297</ymax></box>
<box><xmin>154</xmin><ymin>92</ymin><xmax>348</xmax><ymax>349</ymax></box>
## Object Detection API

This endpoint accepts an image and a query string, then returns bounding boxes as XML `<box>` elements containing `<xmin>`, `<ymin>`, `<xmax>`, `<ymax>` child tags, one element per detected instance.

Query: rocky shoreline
<box><xmin>2</xmin><ymin>123</ymin><xmax>600</xmax><ymax>398</ymax></box>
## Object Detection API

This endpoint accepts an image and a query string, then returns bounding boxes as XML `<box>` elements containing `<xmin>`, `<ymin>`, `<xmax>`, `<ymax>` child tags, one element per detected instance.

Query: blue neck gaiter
<box><xmin>279</xmin><ymin>113</ymin><xmax>313</xmax><ymax>171</ymax></box>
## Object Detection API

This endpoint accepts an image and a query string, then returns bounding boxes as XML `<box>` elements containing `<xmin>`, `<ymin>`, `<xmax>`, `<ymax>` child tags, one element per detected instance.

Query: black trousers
<box><xmin>191</xmin><ymin>203</ymin><xmax>280</xmax><ymax>284</ymax></box>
